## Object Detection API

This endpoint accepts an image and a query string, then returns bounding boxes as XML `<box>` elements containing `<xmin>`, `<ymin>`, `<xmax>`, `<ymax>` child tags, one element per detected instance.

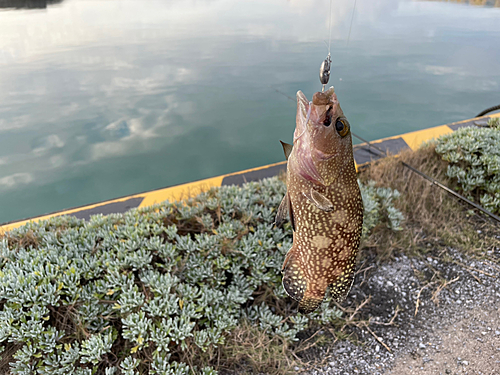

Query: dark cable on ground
<box><xmin>476</xmin><ymin>104</ymin><xmax>500</xmax><ymax>118</ymax></box>
<box><xmin>351</xmin><ymin>132</ymin><xmax>500</xmax><ymax>224</ymax></box>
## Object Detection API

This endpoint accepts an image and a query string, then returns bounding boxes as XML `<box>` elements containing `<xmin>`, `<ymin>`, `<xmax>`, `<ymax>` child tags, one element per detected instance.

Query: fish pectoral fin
<box><xmin>280</xmin><ymin>140</ymin><xmax>293</xmax><ymax>160</ymax></box>
<box><xmin>274</xmin><ymin>193</ymin><xmax>289</xmax><ymax>228</ymax></box>
<box><xmin>311</xmin><ymin>189</ymin><xmax>334</xmax><ymax>211</ymax></box>
<box><xmin>281</xmin><ymin>251</ymin><xmax>306</xmax><ymax>302</ymax></box>
<box><xmin>302</xmin><ymin>188</ymin><xmax>334</xmax><ymax>212</ymax></box>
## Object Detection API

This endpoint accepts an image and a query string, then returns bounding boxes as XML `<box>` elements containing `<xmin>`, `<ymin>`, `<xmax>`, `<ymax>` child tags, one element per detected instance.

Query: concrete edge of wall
<box><xmin>2</xmin><ymin>113</ymin><xmax>498</xmax><ymax>233</ymax></box>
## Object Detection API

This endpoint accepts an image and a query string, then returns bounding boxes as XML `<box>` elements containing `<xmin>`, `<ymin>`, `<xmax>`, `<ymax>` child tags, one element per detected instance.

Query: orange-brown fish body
<box><xmin>276</xmin><ymin>87</ymin><xmax>363</xmax><ymax>314</ymax></box>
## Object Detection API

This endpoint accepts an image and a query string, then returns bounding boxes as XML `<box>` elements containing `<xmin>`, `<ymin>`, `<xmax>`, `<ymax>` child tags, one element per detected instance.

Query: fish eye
<box><xmin>335</xmin><ymin>118</ymin><xmax>349</xmax><ymax>137</ymax></box>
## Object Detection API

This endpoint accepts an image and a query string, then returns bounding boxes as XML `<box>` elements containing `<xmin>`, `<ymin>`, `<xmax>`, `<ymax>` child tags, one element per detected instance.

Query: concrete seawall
<box><xmin>1</xmin><ymin>113</ymin><xmax>498</xmax><ymax>233</ymax></box>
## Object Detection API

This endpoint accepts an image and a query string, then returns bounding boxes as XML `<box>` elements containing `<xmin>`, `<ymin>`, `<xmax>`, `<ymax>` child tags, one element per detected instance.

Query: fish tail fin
<box><xmin>298</xmin><ymin>293</ymin><xmax>324</xmax><ymax>314</ymax></box>
<box><xmin>281</xmin><ymin>250</ymin><xmax>307</xmax><ymax>302</ymax></box>
<box><xmin>299</xmin><ymin>282</ymin><xmax>326</xmax><ymax>314</ymax></box>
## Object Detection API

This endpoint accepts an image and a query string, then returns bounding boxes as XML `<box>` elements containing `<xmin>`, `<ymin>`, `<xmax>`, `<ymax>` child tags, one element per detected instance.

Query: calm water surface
<box><xmin>1</xmin><ymin>0</ymin><xmax>499</xmax><ymax>223</ymax></box>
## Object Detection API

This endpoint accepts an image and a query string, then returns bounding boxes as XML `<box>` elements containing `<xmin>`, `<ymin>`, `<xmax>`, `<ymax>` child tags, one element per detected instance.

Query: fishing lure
<box><xmin>319</xmin><ymin>53</ymin><xmax>331</xmax><ymax>90</ymax></box>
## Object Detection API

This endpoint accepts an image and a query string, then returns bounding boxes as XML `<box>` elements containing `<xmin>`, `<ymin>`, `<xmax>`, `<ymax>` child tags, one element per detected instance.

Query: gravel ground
<box><xmin>302</xmin><ymin>244</ymin><xmax>500</xmax><ymax>375</ymax></box>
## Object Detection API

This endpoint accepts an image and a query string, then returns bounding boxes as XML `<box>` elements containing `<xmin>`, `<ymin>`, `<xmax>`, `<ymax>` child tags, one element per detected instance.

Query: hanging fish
<box><xmin>276</xmin><ymin>86</ymin><xmax>363</xmax><ymax>314</ymax></box>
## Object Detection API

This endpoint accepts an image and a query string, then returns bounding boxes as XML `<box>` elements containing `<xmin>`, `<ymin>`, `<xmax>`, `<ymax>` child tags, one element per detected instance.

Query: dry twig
<box><xmin>454</xmin><ymin>260</ymin><xmax>495</xmax><ymax>277</ymax></box>
<box><xmin>414</xmin><ymin>281</ymin><xmax>439</xmax><ymax>316</ymax></box>
<box><xmin>362</xmin><ymin>323</ymin><xmax>391</xmax><ymax>352</ymax></box>
<box><xmin>294</xmin><ymin>329</ymin><xmax>325</xmax><ymax>353</ymax></box>
<box><xmin>459</xmin><ymin>266</ymin><xmax>482</xmax><ymax>283</ymax></box>
<box><xmin>355</xmin><ymin>265</ymin><xmax>375</xmax><ymax>287</ymax></box>
<box><xmin>431</xmin><ymin>276</ymin><xmax>459</xmax><ymax>305</ymax></box>
<box><xmin>346</xmin><ymin>295</ymin><xmax>372</xmax><ymax>322</ymax></box>
<box><xmin>369</xmin><ymin>306</ymin><xmax>401</xmax><ymax>326</ymax></box>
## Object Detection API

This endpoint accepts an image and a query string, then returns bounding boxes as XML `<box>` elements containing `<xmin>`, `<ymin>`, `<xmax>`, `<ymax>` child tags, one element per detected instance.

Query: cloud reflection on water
<box><xmin>0</xmin><ymin>0</ymin><xmax>499</xmax><ymax>222</ymax></box>
<box><xmin>0</xmin><ymin>173</ymin><xmax>33</xmax><ymax>188</ymax></box>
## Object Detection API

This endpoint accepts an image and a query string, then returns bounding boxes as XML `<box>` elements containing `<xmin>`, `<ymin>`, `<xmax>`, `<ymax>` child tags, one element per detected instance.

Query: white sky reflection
<box><xmin>0</xmin><ymin>0</ymin><xmax>499</xmax><ymax>222</ymax></box>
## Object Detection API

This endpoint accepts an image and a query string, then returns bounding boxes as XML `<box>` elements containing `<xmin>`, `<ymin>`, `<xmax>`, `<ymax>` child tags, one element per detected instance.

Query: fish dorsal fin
<box><xmin>274</xmin><ymin>192</ymin><xmax>296</xmax><ymax>231</ymax></box>
<box><xmin>280</xmin><ymin>141</ymin><xmax>293</xmax><ymax>160</ymax></box>
<box><xmin>303</xmin><ymin>188</ymin><xmax>334</xmax><ymax>212</ymax></box>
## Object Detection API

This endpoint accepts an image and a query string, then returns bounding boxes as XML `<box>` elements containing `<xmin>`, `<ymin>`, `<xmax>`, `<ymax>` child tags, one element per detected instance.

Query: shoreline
<box><xmin>2</xmin><ymin>113</ymin><xmax>499</xmax><ymax>234</ymax></box>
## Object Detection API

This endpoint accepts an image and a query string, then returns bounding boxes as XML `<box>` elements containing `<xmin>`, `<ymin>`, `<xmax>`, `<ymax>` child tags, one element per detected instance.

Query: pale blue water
<box><xmin>0</xmin><ymin>0</ymin><xmax>499</xmax><ymax>223</ymax></box>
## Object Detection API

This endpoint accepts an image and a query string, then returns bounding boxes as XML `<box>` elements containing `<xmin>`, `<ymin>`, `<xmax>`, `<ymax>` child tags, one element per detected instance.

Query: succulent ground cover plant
<box><xmin>0</xmin><ymin>176</ymin><xmax>403</xmax><ymax>374</ymax></box>
<box><xmin>435</xmin><ymin>118</ymin><xmax>500</xmax><ymax>214</ymax></box>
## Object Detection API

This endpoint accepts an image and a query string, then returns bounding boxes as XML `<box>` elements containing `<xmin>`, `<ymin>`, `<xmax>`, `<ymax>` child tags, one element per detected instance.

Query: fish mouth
<box><xmin>292</xmin><ymin>90</ymin><xmax>331</xmax><ymax>185</ymax></box>
<box><xmin>295</xmin><ymin>87</ymin><xmax>338</xmax><ymax>141</ymax></box>
<box><xmin>294</xmin><ymin>90</ymin><xmax>311</xmax><ymax>142</ymax></box>
<box><xmin>312</xmin><ymin>87</ymin><xmax>337</xmax><ymax>107</ymax></box>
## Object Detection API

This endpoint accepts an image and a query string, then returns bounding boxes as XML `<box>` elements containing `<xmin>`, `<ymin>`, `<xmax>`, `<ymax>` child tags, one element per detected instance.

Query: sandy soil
<box><xmin>303</xmin><ymin>244</ymin><xmax>500</xmax><ymax>375</ymax></box>
<box><xmin>389</xmin><ymin>306</ymin><xmax>500</xmax><ymax>375</ymax></box>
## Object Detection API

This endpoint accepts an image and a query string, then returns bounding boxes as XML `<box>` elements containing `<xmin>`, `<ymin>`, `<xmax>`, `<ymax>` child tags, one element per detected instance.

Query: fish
<box><xmin>276</xmin><ymin>86</ymin><xmax>363</xmax><ymax>314</ymax></box>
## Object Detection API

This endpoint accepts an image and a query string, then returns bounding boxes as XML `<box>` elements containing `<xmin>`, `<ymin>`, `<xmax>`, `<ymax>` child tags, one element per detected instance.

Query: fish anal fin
<box><xmin>280</xmin><ymin>141</ymin><xmax>293</xmax><ymax>160</ymax></box>
<box><xmin>302</xmin><ymin>188</ymin><xmax>334</xmax><ymax>212</ymax></box>
<box><xmin>329</xmin><ymin>270</ymin><xmax>356</xmax><ymax>302</ymax></box>
<box><xmin>281</xmin><ymin>251</ymin><xmax>306</xmax><ymax>302</ymax></box>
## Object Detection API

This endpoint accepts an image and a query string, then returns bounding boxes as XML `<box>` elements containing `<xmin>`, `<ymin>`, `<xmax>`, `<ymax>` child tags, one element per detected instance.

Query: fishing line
<box><xmin>320</xmin><ymin>0</ymin><xmax>357</xmax><ymax>91</ymax></box>
<box><xmin>328</xmin><ymin>0</ymin><xmax>333</xmax><ymax>55</ymax></box>
<box><xmin>346</xmin><ymin>0</ymin><xmax>357</xmax><ymax>48</ymax></box>
<box><xmin>319</xmin><ymin>0</ymin><xmax>334</xmax><ymax>92</ymax></box>
<box><xmin>270</xmin><ymin>86</ymin><xmax>295</xmax><ymax>102</ymax></box>
<box><xmin>284</xmin><ymin>0</ymin><xmax>498</xmax><ymax>223</ymax></box>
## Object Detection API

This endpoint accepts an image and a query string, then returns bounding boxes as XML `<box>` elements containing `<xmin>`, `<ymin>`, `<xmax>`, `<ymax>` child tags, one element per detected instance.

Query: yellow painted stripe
<box><xmin>401</xmin><ymin>124</ymin><xmax>454</xmax><ymax>150</ymax></box>
<box><xmin>1</xmin><ymin>115</ymin><xmax>498</xmax><ymax>233</ymax></box>
<box><xmin>0</xmin><ymin>195</ymin><xmax>145</xmax><ymax>233</ymax></box>
<box><xmin>441</xmin><ymin>112</ymin><xmax>500</xmax><ymax>129</ymax></box>
<box><xmin>488</xmin><ymin>112</ymin><xmax>500</xmax><ymax>120</ymax></box>
<box><xmin>364</xmin><ymin>114</ymin><xmax>499</xmax><ymax>149</ymax></box>
<box><xmin>140</xmin><ymin>160</ymin><xmax>287</xmax><ymax>208</ymax></box>
<box><xmin>0</xmin><ymin>161</ymin><xmax>288</xmax><ymax>233</ymax></box>
<box><xmin>139</xmin><ymin>176</ymin><xmax>224</xmax><ymax>208</ymax></box>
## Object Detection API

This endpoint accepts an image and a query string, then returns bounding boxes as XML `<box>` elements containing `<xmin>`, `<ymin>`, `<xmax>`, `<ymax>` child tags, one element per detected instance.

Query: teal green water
<box><xmin>0</xmin><ymin>0</ymin><xmax>499</xmax><ymax>224</ymax></box>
